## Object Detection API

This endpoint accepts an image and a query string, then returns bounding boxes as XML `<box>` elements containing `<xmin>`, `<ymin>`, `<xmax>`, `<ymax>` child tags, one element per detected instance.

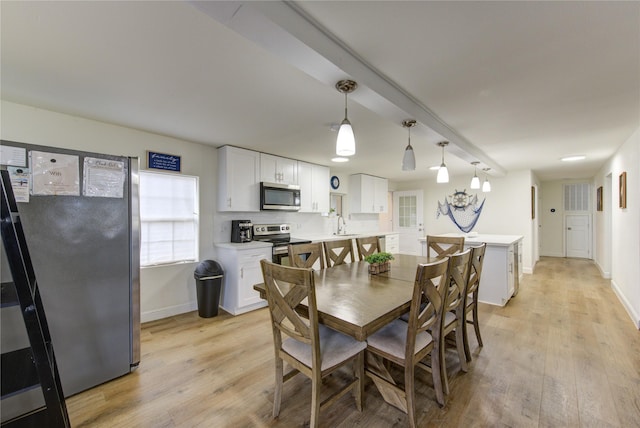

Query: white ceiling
<box><xmin>2</xmin><ymin>1</ymin><xmax>638</xmax><ymax>182</ymax></box>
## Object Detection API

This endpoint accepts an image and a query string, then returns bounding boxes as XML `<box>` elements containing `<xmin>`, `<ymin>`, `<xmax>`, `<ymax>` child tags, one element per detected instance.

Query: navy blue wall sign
<box><xmin>147</xmin><ymin>151</ymin><xmax>181</xmax><ymax>172</ymax></box>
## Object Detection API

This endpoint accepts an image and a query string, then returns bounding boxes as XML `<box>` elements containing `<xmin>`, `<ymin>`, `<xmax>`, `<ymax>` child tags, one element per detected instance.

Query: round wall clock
<box><xmin>330</xmin><ymin>175</ymin><xmax>340</xmax><ymax>190</ymax></box>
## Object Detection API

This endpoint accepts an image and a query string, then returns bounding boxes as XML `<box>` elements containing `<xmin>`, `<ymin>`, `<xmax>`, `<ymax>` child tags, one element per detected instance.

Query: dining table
<box><xmin>253</xmin><ymin>253</ymin><xmax>434</xmax><ymax>341</ymax></box>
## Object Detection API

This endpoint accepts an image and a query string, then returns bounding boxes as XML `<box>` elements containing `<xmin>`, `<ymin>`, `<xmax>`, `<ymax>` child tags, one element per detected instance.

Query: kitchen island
<box><xmin>419</xmin><ymin>233</ymin><xmax>523</xmax><ymax>306</ymax></box>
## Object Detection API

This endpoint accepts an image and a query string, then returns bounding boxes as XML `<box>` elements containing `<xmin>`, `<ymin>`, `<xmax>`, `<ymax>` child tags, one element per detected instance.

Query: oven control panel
<box><xmin>253</xmin><ymin>223</ymin><xmax>291</xmax><ymax>236</ymax></box>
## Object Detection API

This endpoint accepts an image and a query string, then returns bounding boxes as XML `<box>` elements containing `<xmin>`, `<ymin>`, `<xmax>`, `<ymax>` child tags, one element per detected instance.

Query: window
<box><xmin>139</xmin><ymin>171</ymin><xmax>198</xmax><ymax>266</ymax></box>
<box><xmin>398</xmin><ymin>195</ymin><xmax>417</xmax><ymax>227</ymax></box>
<box><xmin>564</xmin><ymin>183</ymin><xmax>590</xmax><ymax>212</ymax></box>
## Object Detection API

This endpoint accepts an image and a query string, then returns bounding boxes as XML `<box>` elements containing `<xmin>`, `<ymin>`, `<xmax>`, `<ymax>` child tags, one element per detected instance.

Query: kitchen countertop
<box><xmin>214</xmin><ymin>241</ymin><xmax>273</xmax><ymax>250</ymax></box>
<box><xmin>418</xmin><ymin>233</ymin><xmax>523</xmax><ymax>246</ymax></box>
<box><xmin>292</xmin><ymin>231</ymin><xmax>398</xmax><ymax>242</ymax></box>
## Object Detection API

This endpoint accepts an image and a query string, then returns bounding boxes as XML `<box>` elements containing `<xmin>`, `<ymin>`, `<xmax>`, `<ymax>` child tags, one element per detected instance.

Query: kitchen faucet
<box><xmin>337</xmin><ymin>215</ymin><xmax>346</xmax><ymax>235</ymax></box>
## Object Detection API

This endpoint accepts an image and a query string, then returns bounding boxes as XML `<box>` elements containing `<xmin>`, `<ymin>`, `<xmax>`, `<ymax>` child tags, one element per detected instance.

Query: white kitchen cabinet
<box><xmin>298</xmin><ymin>161</ymin><xmax>330</xmax><ymax>213</ymax></box>
<box><xmin>385</xmin><ymin>233</ymin><xmax>400</xmax><ymax>253</ymax></box>
<box><xmin>260</xmin><ymin>153</ymin><xmax>298</xmax><ymax>185</ymax></box>
<box><xmin>216</xmin><ymin>243</ymin><xmax>271</xmax><ymax>315</ymax></box>
<box><xmin>419</xmin><ymin>234</ymin><xmax>523</xmax><ymax>306</ymax></box>
<box><xmin>349</xmin><ymin>174</ymin><xmax>388</xmax><ymax>213</ymax></box>
<box><xmin>217</xmin><ymin>146</ymin><xmax>260</xmax><ymax>212</ymax></box>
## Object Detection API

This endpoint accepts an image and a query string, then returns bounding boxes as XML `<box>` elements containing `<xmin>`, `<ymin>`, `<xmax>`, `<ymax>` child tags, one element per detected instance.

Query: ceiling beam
<box><xmin>190</xmin><ymin>0</ymin><xmax>506</xmax><ymax>176</ymax></box>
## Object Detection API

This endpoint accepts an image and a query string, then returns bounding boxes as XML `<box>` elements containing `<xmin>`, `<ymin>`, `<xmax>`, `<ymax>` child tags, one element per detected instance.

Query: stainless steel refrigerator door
<box><xmin>3</xmin><ymin>141</ymin><xmax>136</xmax><ymax>397</ymax></box>
<box><xmin>129</xmin><ymin>157</ymin><xmax>141</xmax><ymax>367</ymax></box>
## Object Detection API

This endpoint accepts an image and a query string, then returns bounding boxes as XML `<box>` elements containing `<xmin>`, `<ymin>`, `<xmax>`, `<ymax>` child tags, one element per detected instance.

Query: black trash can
<box><xmin>194</xmin><ymin>260</ymin><xmax>224</xmax><ymax>318</ymax></box>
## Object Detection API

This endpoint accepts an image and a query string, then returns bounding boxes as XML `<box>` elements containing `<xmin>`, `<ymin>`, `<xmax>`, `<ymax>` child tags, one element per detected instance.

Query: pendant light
<box><xmin>470</xmin><ymin>161</ymin><xmax>481</xmax><ymax>189</ymax></box>
<box><xmin>436</xmin><ymin>141</ymin><xmax>449</xmax><ymax>183</ymax></box>
<box><xmin>401</xmin><ymin>119</ymin><xmax>417</xmax><ymax>171</ymax></box>
<box><xmin>335</xmin><ymin>79</ymin><xmax>357</xmax><ymax>156</ymax></box>
<box><xmin>482</xmin><ymin>168</ymin><xmax>492</xmax><ymax>192</ymax></box>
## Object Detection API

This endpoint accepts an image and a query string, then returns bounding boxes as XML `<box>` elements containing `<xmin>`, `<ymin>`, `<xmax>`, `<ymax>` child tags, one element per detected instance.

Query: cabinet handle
<box><xmin>227</xmin><ymin>198</ymin><xmax>232</xmax><ymax>208</ymax></box>
<box><xmin>240</xmin><ymin>267</ymin><xmax>244</xmax><ymax>278</ymax></box>
<box><xmin>509</xmin><ymin>263</ymin><xmax>513</xmax><ymax>273</ymax></box>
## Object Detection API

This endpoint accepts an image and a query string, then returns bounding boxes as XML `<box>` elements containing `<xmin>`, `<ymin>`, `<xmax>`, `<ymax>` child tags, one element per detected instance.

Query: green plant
<box><xmin>364</xmin><ymin>252</ymin><xmax>394</xmax><ymax>264</ymax></box>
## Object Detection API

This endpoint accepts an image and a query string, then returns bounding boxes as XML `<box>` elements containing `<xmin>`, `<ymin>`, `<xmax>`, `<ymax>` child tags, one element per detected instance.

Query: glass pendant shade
<box><xmin>471</xmin><ymin>175</ymin><xmax>480</xmax><ymax>189</ymax></box>
<box><xmin>482</xmin><ymin>178</ymin><xmax>491</xmax><ymax>192</ymax></box>
<box><xmin>336</xmin><ymin>118</ymin><xmax>355</xmax><ymax>156</ymax></box>
<box><xmin>402</xmin><ymin>144</ymin><xmax>415</xmax><ymax>171</ymax></box>
<box><xmin>437</xmin><ymin>164</ymin><xmax>449</xmax><ymax>183</ymax></box>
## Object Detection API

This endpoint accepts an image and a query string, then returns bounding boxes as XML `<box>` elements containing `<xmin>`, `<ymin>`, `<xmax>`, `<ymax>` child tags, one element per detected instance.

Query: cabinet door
<box><xmin>361</xmin><ymin>174</ymin><xmax>376</xmax><ymax>213</ymax></box>
<box><xmin>237</xmin><ymin>250</ymin><xmax>271</xmax><ymax>308</ymax></box>
<box><xmin>374</xmin><ymin>177</ymin><xmax>388</xmax><ymax>213</ymax></box>
<box><xmin>279</xmin><ymin>157</ymin><xmax>298</xmax><ymax>185</ymax></box>
<box><xmin>260</xmin><ymin>154</ymin><xmax>298</xmax><ymax>184</ymax></box>
<box><xmin>298</xmin><ymin>161</ymin><xmax>314</xmax><ymax>212</ymax></box>
<box><xmin>218</xmin><ymin>147</ymin><xmax>260</xmax><ymax>211</ymax></box>
<box><xmin>260</xmin><ymin>153</ymin><xmax>279</xmax><ymax>183</ymax></box>
<box><xmin>312</xmin><ymin>164</ymin><xmax>330</xmax><ymax>213</ymax></box>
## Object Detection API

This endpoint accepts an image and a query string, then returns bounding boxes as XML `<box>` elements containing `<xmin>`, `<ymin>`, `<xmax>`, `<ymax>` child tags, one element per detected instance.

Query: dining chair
<box><xmin>323</xmin><ymin>238</ymin><xmax>355</xmax><ymax>267</ymax></box>
<box><xmin>365</xmin><ymin>258</ymin><xmax>450</xmax><ymax>426</ymax></box>
<box><xmin>355</xmin><ymin>236</ymin><xmax>381</xmax><ymax>261</ymax></box>
<box><xmin>260</xmin><ymin>260</ymin><xmax>366</xmax><ymax>428</ymax></box>
<box><xmin>463</xmin><ymin>243</ymin><xmax>487</xmax><ymax>362</ymax></box>
<box><xmin>288</xmin><ymin>242</ymin><xmax>325</xmax><ymax>270</ymax></box>
<box><xmin>436</xmin><ymin>248</ymin><xmax>471</xmax><ymax>395</ymax></box>
<box><xmin>426</xmin><ymin>235</ymin><xmax>465</xmax><ymax>259</ymax></box>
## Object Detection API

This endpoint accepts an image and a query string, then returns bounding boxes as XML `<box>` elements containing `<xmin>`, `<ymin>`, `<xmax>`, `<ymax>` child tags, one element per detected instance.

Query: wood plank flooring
<box><xmin>67</xmin><ymin>257</ymin><xmax>640</xmax><ymax>427</ymax></box>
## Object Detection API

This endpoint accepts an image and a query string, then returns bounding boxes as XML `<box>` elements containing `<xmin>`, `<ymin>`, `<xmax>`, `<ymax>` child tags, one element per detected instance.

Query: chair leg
<box><xmin>456</xmin><ymin>324</ymin><xmax>468</xmax><ymax>373</ymax></box>
<box><xmin>404</xmin><ymin>364</ymin><xmax>417</xmax><ymax>428</ymax></box>
<box><xmin>310</xmin><ymin>375</ymin><xmax>321</xmax><ymax>428</ymax></box>
<box><xmin>463</xmin><ymin>315</ymin><xmax>472</xmax><ymax>362</ymax></box>
<box><xmin>273</xmin><ymin>357</ymin><xmax>283</xmax><ymax>417</ymax></box>
<box><xmin>473</xmin><ymin>303</ymin><xmax>483</xmax><ymax>347</ymax></box>
<box><xmin>431</xmin><ymin>350</ymin><xmax>445</xmax><ymax>407</ymax></box>
<box><xmin>355</xmin><ymin>351</ymin><xmax>364</xmax><ymax>411</ymax></box>
<box><xmin>439</xmin><ymin>339</ymin><xmax>450</xmax><ymax>395</ymax></box>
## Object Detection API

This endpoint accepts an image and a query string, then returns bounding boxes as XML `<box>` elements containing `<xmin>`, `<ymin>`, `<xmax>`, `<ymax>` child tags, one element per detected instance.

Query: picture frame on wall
<box><xmin>619</xmin><ymin>172</ymin><xmax>627</xmax><ymax>209</ymax></box>
<box><xmin>596</xmin><ymin>186</ymin><xmax>603</xmax><ymax>211</ymax></box>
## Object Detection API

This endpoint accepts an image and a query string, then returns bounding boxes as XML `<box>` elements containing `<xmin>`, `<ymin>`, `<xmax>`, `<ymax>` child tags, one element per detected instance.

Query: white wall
<box><xmin>594</xmin><ymin>128</ymin><xmax>639</xmax><ymax>328</ymax></box>
<box><xmin>1</xmin><ymin>101</ymin><xmax>217</xmax><ymax>322</ymax></box>
<box><xmin>392</xmin><ymin>169</ymin><xmax>537</xmax><ymax>274</ymax></box>
<box><xmin>1</xmin><ymin>101</ymin><xmax>381</xmax><ymax>321</ymax></box>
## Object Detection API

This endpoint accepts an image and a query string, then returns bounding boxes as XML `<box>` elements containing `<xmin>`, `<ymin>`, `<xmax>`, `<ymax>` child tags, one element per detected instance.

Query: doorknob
<box><xmin>567</xmin><ymin>227</ymin><xmax>572</xmax><ymax>230</ymax></box>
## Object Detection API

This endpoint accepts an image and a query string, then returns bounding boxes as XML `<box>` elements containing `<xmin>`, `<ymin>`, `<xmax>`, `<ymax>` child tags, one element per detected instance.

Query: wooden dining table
<box><xmin>253</xmin><ymin>254</ymin><xmax>433</xmax><ymax>341</ymax></box>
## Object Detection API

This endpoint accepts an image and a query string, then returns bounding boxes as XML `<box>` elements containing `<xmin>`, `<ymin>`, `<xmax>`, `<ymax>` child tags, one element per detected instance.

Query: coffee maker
<box><xmin>231</xmin><ymin>220</ymin><xmax>253</xmax><ymax>243</ymax></box>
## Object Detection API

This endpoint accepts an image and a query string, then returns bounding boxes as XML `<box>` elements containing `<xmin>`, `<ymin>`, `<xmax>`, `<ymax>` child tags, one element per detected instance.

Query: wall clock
<box><xmin>330</xmin><ymin>175</ymin><xmax>340</xmax><ymax>190</ymax></box>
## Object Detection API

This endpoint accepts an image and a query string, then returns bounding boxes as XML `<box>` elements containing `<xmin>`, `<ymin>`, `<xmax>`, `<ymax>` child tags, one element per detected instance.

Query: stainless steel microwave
<box><xmin>260</xmin><ymin>182</ymin><xmax>301</xmax><ymax>211</ymax></box>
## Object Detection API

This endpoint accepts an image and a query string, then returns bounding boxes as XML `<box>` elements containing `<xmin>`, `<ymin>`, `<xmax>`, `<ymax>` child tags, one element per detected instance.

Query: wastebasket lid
<box><xmin>194</xmin><ymin>260</ymin><xmax>224</xmax><ymax>278</ymax></box>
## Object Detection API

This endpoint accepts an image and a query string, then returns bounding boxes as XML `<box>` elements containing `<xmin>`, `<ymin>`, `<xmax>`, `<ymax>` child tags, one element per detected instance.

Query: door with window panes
<box><xmin>393</xmin><ymin>190</ymin><xmax>423</xmax><ymax>255</ymax></box>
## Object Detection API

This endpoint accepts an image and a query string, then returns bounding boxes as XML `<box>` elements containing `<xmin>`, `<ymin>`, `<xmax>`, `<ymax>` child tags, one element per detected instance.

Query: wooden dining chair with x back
<box><xmin>365</xmin><ymin>258</ymin><xmax>450</xmax><ymax>426</ymax></box>
<box><xmin>435</xmin><ymin>248</ymin><xmax>471</xmax><ymax>395</ymax></box>
<box><xmin>426</xmin><ymin>235</ymin><xmax>465</xmax><ymax>260</ymax></box>
<box><xmin>463</xmin><ymin>243</ymin><xmax>487</xmax><ymax>362</ymax></box>
<box><xmin>355</xmin><ymin>236</ymin><xmax>381</xmax><ymax>261</ymax></box>
<box><xmin>323</xmin><ymin>238</ymin><xmax>356</xmax><ymax>267</ymax></box>
<box><xmin>288</xmin><ymin>242</ymin><xmax>325</xmax><ymax>270</ymax></box>
<box><xmin>260</xmin><ymin>260</ymin><xmax>366</xmax><ymax>428</ymax></box>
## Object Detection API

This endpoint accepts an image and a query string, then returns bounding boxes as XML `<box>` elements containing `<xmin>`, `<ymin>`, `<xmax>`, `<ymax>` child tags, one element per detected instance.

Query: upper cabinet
<box><xmin>217</xmin><ymin>146</ymin><xmax>260</xmax><ymax>212</ymax></box>
<box><xmin>260</xmin><ymin>153</ymin><xmax>298</xmax><ymax>185</ymax></box>
<box><xmin>349</xmin><ymin>174</ymin><xmax>388</xmax><ymax>213</ymax></box>
<box><xmin>298</xmin><ymin>161</ymin><xmax>330</xmax><ymax>213</ymax></box>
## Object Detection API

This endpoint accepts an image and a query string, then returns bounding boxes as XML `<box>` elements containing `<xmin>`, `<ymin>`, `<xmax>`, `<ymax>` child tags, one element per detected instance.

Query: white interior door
<box><xmin>393</xmin><ymin>190</ymin><xmax>423</xmax><ymax>255</ymax></box>
<box><xmin>566</xmin><ymin>214</ymin><xmax>590</xmax><ymax>258</ymax></box>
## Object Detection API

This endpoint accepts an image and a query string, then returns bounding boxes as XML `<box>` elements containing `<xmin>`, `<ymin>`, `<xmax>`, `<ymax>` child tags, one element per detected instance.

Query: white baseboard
<box><xmin>540</xmin><ymin>251</ymin><xmax>564</xmax><ymax>257</ymax></box>
<box><xmin>595</xmin><ymin>261</ymin><xmax>611</xmax><ymax>279</ymax></box>
<box><xmin>611</xmin><ymin>279</ymin><xmax>640</xmax><ymax>329</ymax></box>
<box><xmin>141</xmin><ymin>301</ymin><xmax>198</xmax><ymax>323</ymax></box>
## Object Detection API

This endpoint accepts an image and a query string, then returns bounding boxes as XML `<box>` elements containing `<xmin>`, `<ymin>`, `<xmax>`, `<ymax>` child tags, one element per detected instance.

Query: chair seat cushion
<box><xmin>282</xmin><ymin>324</ymin><xmax>366</xmax><ymax>371</ymax></box>
<box><xmin>366</xmin><ymin>319</ymin><xmax>433</xmax><ymax>360</ymax></box>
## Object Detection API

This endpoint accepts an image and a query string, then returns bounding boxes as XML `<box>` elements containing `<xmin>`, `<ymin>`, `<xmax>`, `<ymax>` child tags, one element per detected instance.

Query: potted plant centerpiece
<box><xmin>364</xmin><ymin>252</ymin><xmax>394</xmax><ymax>274</ymax></box>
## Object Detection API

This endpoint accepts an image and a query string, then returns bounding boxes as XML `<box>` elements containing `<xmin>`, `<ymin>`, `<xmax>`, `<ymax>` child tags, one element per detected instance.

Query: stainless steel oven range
<box><xmin>252</xmin><ymin>223</ymin><xmax>311</xmax><ymax>265</ymax></box>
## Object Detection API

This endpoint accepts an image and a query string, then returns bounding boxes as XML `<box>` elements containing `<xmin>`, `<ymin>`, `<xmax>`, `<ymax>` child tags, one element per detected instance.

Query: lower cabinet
<box><xmin>385</xmin><ymin>233</ymin><xmax>400</xmax><ymax>254</ymax></box>
<box><xmin>216</xmin><ymin>244</ymin><xmax>271</xmax><ymax>315</ymax></box>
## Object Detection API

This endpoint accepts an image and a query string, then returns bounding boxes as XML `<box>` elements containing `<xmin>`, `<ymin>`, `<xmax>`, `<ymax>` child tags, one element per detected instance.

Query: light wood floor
<box><xmin>67</xmin><ymin>257</ymin><xmax>640</xmax><ymax>427</ymax></box>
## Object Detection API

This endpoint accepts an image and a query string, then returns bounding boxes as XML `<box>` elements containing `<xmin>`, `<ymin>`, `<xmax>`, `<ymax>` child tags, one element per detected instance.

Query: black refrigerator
<box><xmin>0</xmin><ymin>140</ymin><xmax>140</xmax><ymax>422</ymax></box>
